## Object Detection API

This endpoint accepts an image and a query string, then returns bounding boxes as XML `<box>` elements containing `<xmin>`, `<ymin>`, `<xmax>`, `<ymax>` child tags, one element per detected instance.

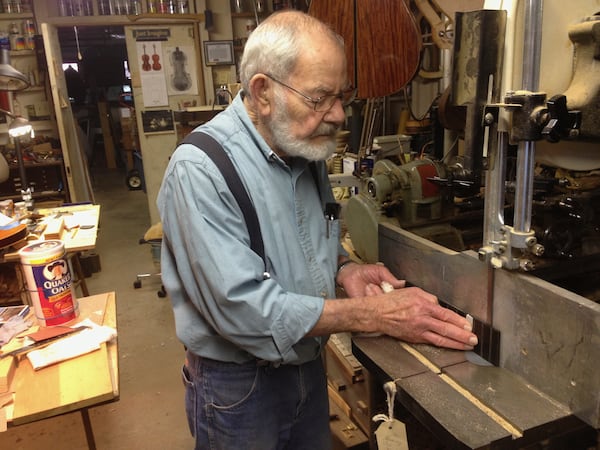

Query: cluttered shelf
<box><xmin>0</xmin><ymin>163</ymin><xmax>67</xmax><ymax>202</ymax></box>
<box><xmin>8</xmin><ymin>49</ymin><xmax>34</xmax><ymax>57</ymax></box>
<box><xmin>0</xmin><ymin>191</ymin><xmax>65</xmax><ymax>203</ymax></box>
<box><xmin>0</xmin><ymin>136</ymin><xmax>68</xmax><ymax>203</ymax></box>
<box><xmin>0</xmin><ymin>13</ymin><xmax>33</xmax><ymax>20</ymax></box>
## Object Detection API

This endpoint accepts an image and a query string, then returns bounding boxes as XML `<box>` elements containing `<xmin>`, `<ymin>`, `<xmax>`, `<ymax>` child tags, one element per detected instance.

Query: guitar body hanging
<box><xmin>309</xmin><ymin>0</ymin><xmax>422</xmax><ymax>99</ymax></box>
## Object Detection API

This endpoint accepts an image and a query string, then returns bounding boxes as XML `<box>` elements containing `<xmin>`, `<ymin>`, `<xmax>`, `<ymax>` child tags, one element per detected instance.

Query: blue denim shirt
<box><xmin>157</xmin><ymin>94</ymin><xmax>344</xmax><ymax>365</ymax></box>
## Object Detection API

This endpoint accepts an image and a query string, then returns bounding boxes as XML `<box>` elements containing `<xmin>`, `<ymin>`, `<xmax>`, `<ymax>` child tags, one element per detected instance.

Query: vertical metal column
<box><xmin>513</xmin><ymin>0</ymin><xmax>544</xmax><ymax>232</ymax></box>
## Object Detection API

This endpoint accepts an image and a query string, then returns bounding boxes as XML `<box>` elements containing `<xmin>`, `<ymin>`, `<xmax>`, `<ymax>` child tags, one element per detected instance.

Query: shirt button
<box><xmin>320</xmin><ymin>291</ymin><xmax>327</xmax><ymax>297</ymax></box>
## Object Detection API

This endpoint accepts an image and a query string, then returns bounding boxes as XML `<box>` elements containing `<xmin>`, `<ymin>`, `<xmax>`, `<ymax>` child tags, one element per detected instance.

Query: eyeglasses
<box><xmin>263</xmin><ymin>73</ymin><xmax>356</xmax><ymax>112</ymax></box>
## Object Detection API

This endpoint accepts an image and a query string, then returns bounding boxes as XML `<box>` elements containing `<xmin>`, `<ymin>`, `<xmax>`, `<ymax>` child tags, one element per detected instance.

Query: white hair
<box><xmin>239</xmin><ymin>11</ymin><xmax>344</xmax><ymax>97</ymax></box>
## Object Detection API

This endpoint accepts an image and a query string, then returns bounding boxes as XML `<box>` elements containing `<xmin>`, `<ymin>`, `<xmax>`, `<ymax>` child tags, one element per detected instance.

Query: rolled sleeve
<box><xmin>270</xmin><ymin>293</ymin><xmax>324</xmax><ymax>361</ymax></box>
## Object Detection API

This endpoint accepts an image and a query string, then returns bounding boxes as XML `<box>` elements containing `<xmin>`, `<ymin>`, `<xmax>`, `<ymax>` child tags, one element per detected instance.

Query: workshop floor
<box><xmin>0</xmin><ymin>168</ymin><xmax>195</xmax><ymax>449</ymax></box>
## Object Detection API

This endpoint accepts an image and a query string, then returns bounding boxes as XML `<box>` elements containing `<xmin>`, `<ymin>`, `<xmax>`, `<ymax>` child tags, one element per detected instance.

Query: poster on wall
<box><xmin>164</xmin><ymin>45</ymin><xmax>198</xmax><ymax>96</ymax></box>
<box><xmin>136</xmin><ymin>41</ymin><xmax>168</xmax><ymax>107</ymax></box>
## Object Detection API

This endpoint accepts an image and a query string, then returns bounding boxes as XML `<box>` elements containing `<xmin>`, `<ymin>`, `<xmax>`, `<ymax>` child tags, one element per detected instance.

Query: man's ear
<box><xmin>248</xmin><ymin>74</ymin><xmax>272</xmax><ymax>115</ymax></box>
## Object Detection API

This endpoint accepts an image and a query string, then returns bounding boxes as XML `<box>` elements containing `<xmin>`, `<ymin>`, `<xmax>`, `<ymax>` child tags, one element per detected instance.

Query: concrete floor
<box><xmin>0</xmin><ymin>168</ymin><xmax>194</xmax><ymax>449</ymax></box>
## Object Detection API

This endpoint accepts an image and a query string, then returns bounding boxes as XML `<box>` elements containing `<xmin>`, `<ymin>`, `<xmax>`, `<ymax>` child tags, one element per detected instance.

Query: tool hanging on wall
<box><xmin>359</xmin><ymin>98</ymin><xmax>384</xmax><ymax>157</ymax></box>
<box><xmin>74</xmin><ymin>26</ymin><xmax>82</xmax><ymax>61</ymax></box>
<box><xmin>354</xmin><ymin>97</ymin><xmax>384</xmax><ymax>178</ymax></box>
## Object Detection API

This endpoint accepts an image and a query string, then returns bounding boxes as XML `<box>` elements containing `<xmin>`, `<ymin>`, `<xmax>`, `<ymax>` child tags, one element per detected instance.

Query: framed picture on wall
<box><xmin>203</xmin><ymin>40</ymin><xmax>234</xmax><ymax>66</ymax></box>
<box><xmin>141</xmin><ymin>109</ymin><xmax>174</xmax><ymax>134</ymax></box>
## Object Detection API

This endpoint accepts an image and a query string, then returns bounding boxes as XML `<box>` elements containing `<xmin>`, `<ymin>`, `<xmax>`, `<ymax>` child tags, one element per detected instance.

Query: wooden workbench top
<box><xmin>4</xmin><ymin>291</ymin><xmax>118</xmax><ymax>426</ymax></box>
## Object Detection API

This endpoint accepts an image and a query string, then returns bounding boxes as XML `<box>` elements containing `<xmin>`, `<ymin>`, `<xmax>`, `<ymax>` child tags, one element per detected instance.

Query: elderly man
<box><xmin>157</xmin><ymin>10</ymin><xmax>477</xmax><ymax>450</ymax></box>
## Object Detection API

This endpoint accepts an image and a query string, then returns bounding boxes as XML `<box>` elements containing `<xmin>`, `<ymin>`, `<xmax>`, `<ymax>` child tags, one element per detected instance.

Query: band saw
<box><xmin>339</xmin><ymin>1</ymin><xmax>600</xmax><ymax>448</ymax></box>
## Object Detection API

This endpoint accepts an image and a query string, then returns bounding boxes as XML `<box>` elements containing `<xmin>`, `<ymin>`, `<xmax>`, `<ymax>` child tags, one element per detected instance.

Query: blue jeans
<box><xmin>182</xmin><ymin>352</ymin><xmax>332</xmax><ymax>450</ymax></box>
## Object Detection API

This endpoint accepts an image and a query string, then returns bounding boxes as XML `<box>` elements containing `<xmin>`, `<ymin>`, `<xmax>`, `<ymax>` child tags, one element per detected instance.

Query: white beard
<box><xmin>267</xmin><ymin>91</ymin><xmax>339</xmax><ymax>161</ymax></box>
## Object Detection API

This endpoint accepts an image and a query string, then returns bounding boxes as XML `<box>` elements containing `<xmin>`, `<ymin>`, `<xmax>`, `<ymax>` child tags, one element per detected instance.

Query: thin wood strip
<box><xmin>398</xmin><ymin>342</ymin><xmax>524</xmax><ymax>438</ymax></box>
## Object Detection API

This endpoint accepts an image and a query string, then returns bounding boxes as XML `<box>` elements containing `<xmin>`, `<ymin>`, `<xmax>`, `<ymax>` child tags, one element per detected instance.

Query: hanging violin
<box><xmin>152</xmin><ymin>44</ymin><xmax>162</xmax><ymax>71</ymax></box>
<box><xmin>141</xmin><ymin>44</ymin><xmax>151</xmax><ymax>71</ymax></box>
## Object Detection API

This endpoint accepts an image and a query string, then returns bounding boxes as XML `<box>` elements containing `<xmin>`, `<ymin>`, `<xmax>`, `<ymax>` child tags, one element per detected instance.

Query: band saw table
<box><xmin>352</xmin><ymin>336</ymin><xmax>594</xmax><ymax>449</ymax></box>
<box><xmin>350</xmin><ymin>222</ymin><xmax>600</xmax><ymax>449</ymax></box>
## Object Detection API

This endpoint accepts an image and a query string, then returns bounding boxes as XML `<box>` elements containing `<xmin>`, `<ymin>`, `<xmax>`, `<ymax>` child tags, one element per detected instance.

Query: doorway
<box><xmin>57</xmin><ymin>25</ymin><xmax>132</xmax><ymax>171</ymax></box>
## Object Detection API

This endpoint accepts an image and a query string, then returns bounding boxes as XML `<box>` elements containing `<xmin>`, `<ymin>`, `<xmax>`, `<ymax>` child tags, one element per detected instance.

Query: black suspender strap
<box><xmin>178</xmin><ymin>132</ymin><xmax>328</xmax><ymax>276</ymax></box>
<box><xmin>179</xmin><ymin>132</ymin><xmax>266</xmax><ymax>271</ymax></box>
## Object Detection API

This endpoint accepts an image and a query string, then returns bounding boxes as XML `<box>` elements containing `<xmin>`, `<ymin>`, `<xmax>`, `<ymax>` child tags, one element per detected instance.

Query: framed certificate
<box><xmin>203</xmin><ymin>40</ymin><xmax>234</xmax><ymax>66</ymax></box>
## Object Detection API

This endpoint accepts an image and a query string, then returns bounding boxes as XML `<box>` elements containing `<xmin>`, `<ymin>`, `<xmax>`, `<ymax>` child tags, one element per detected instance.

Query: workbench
<box><xmin>32</xmin><ymin>204</ymin><xmax>101</xmax><ymax>254</ymax></box>
<box><xmin>2</xmin><ymin>292</ymin><xmax>118</xmax><ymax>449</ymax></box>
<box><xmin>2</xmin><ymin>204</ymin><xmax>100</xmax><ymax>298</ymax></box>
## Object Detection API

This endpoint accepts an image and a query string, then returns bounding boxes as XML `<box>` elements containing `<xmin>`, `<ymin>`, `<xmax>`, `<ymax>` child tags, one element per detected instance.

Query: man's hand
<box><xmin>369</xmin><ymin>286</ymin><xmax>477</xmax><ymax>350</ymax></box>
<box><xmin>336</xmin><ymin>261</ymin><xmax>405</xmax><ymax>297</ymax></box>
<box><xmin>329</xmin><ymin>262</ymin><xmax>477</xmax><ymax>350</ymax></box>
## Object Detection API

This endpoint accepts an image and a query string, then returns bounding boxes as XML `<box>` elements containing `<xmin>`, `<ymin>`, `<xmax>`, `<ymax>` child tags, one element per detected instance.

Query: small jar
<box><xmin>245</xmin><ymin>19</ymin><xmax>256</xmax><ymax>37</ymax></box>
<box><xmin>176</xmin><ymin>0</ymin><xmax>188</xmax><ymax>14</ymax></box>
<box><xmin>2</xmin><ymin>0</ymin><xmax>22</xmax><ymax>14</ymax></box>
<box><xmin>14</xmin><ymin>201</ymin><xmax>27</xmax><ymax>218</ymax></box>
<box><xmin>11</xmin><ymin>35</ymin><xmax>25</xmax><ymax>51</ymax></box>
<box><xmin>25</xmin><ymin>35</ymin><xmax>35</xmax><ymax>50</ymax></box>
<box><xmin>58</xmin><ymin>0</ymin><xmax>73</xmax><ymax>16</ymax></box>
<box><xmin>23</xmin><ymin>19</ymin><xmax>35</xmax><ymax>37</ymax></box>
<box><xmin>234</xmin><ymin>0</ymin><xmax>244</xmax><ymax>13</ymax></box>
<box><xmin>98</xmin><ymin>0</ymin><xmax>111</xmax><ymax>14</ymax></box>
<box><xmin>157</xmin><ymin>0</ymin><xmax>174</xmax><ymax>13</ymax></box>
<box><xmin>9</xmin><ymin>22</ymin><xmax>20</xmax><ymax>36</ymax></box>
<box><xmin>130</xmin><ymin>0</ymin><xmax>142</xmax><ymax>14</ymax></box>
<box><xmin>0</xmin><ymin>199</ymin><xmax>14</xmax><ymax>218</ymax></box>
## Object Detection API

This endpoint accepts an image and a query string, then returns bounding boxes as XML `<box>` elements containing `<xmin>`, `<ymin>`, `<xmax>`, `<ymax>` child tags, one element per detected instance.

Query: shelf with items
<box><xmin>9</xmin><ymin>48</ymin><xmax>34</xmax><ymax>57</ymax></box>
<box><xmin>0</xmin><ymin>12</ymin><xmax>33</xmax><ymax>20</ymax></box>
<box><xmin>7</xmin><ymin>53</ymin><xmax>42</xmax><ymax>89</ymax></box>
<box><xmin>15</xmin><ymin>84</ymin><xmax>42</xmax><ymax>92</ymax></box>
<box><xmin>230</xmin><ymin>10</ymin><xmax>266</xmax><ymax>49</ymax></box>
<box><xmin>231</xmin><ymin>0</ymin><xmax>269</xmax><ymax>16</ymax></box>
<box><xmin>0</xmin><ymin>4</ymin><xmax>63</xmax><ymax>207</ymax></box>
<box><xmin>2</xmin><ymin>40</ymin><xmax>56</xmax><ymax>135</ymax></box>
<box><xmin>0</xmin><ymin>0</ymin><xmax>33</xmax><ymax>14</ymax></box>
<box><xmin>32</xmin><ymin>0</ymin><xmax>201</xmax><ymax>25</ymax></box>
<box><xmin>0</xmin><ymin>163</ymin><xmax>68</xmax><ymax>202</ymax></box>
<box><xmin>0</xmin><ymin>140</ymin><xmax>68</xmax><ymax>203</ymax></box>
<box><xmin>228</xmin><ymin>4</ymin><xmax>270</xmax><ymax>82</ymax></box>
<box><xmin>0</xmin><ymin>12</ymin><xmax>35</xmax><ymax>54</ymax></box>
<box><xmin>8</xmin><ymin>92</ymin><xmax>56</xmax><ymax>135</ymax></box>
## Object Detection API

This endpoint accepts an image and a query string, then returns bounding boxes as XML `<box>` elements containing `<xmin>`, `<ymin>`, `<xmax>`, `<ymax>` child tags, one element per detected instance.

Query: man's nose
<box><xmin>324</xmin><ymin>98</ymin><xmax>347</xmax><ymax>125</ymax></box>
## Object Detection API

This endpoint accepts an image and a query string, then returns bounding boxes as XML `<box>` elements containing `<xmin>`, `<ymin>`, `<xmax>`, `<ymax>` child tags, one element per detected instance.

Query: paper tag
<box><xmin>375</xmin><ymin>419</ymin><xmax>409</xmax><ymax>450</ymax></box>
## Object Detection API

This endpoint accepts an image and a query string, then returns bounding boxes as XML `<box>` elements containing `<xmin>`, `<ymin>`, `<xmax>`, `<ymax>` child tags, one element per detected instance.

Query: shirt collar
<box><xmin>229</xmin><ymin>91</ymin><xmax>281</xmax><ymax>164</ymax></box>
